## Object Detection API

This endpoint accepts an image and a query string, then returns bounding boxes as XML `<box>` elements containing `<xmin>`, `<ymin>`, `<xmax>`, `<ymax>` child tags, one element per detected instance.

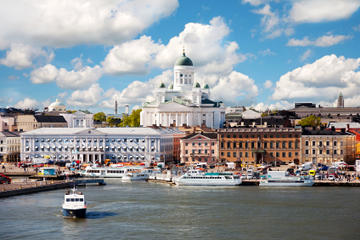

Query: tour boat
<box><xmin>175</xmin><ymin>170</ymin><xmax>242</xmax><ymax>186</ymax></box>
<box><xmin>122</xmin><ymin>171</ymin><xmax>149</xmax><ymax>182</ymax></box>
<box><xmin>259</xmin><ymin>171</ymin><xmax>314</xmax><ymax>187</ymax></box>
<box><xmin>82</xmin><ymin>166</ymin><xmax>144</xmax><ymax>178</ymax></box>
<box><xmin>62</xmin><ymin>187</ymin><xmax>87</xmax><ymax>218</ymax></box>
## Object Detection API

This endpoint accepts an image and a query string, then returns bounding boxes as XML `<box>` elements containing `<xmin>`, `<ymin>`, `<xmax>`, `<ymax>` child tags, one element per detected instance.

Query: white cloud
<box><xmin>102</xmin><ymin>36</ymin><xmax>164</xmax><ymax>75</ymax></box>
<box><xmin>272</xmin><ymin>55</ymin><xmax>360</xmax><ymax>105</ymax></box>
<box><xmin>288</xmin><ymin>34</ymin><xmax>351</xmax><ymax>47</ymax></box>
<box><xmin>0</xmin><ymin>0</ymin><xmax>179</xmax><ymax>48</ymax></box>
<box><xmin>253</xmin><ymin>101</ymin><xmax>293</xmax><ymax>111</ymax></box>
<box><xmin>300</xmin><ymin>49</ymin><xmax>312</xmax><ymax>62</ymax></box>
<box><xmin>0</xmin><ymin>43</ymin><xmax>53</xmax><ymax>69</ymax></box>
<box><xmin>14</xmin><ymin>98</ymin><xmax>39</xmax><ymax>109</ymax></box>
<box><xmin>67</xmin><ymin>84</ymin><xmax>104</xmax><ymax>107</ymax></box>
<box><xmin>30</xmin><ymin>64</ymin><xmax>102</xmax><ymax>89</ymax></box>
<box><xmin>290</xmin><ymin>0</ymin><xmax>360</xmax><ymax>23</ymax></box>
<box><xmin>259</xmin><ymin>48</ymin><xmax>275</xmax><ymax>56</ymax></box>
<box><xmin>263</xmin><ymin>80</ymin><xmax>273</xmax><ymax>88</ymax></box>
<box><xmin>242</xmin><ymin>0</ymin><xmax>268</xmax><ymax>6</ymax></box>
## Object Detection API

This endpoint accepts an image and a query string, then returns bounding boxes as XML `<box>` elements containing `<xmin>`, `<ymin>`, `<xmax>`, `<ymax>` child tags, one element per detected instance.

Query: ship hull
<box><xmin>62</xmin><ymin>208</ymin><xmax>87</xmax><ymax>218</ymax></box>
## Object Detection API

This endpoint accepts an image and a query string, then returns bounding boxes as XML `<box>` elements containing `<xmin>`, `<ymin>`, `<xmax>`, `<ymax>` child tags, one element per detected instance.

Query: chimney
<box><xmin>115</xmin><ymin>100</ymin><xmax>118</xmax><ymax>115</ymax></box>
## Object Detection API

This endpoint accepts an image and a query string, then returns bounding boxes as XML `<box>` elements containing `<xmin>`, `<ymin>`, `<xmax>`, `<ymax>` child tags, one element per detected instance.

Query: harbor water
<box><xmin>1</xmin><ymin>180</ymin><xmax>360</xmax><ymax>240</ymax></box>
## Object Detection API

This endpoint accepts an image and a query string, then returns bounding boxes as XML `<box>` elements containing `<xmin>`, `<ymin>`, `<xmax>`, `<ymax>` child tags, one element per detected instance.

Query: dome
<box><xmin>48</xmin><ymin>99</ymin><xmax>66</xmax><ymax>112</ymax></box>
<box><xmin>204</xmin><ymin>84</ymin><xmax>209</xmax><ymax>89</ymax></box>
<box><xmin>175</xmin><ymin>52</ymin><xmax>193</xmax><ymax>66</ymax></box>
<box><xmin>195</xmin><ymin>82</ymin><xmax>201</xmax><ymax>88</ymax></box>
<box><xmin>159</xmin><ymin>82</ymin><xmax>166</xmax><ymax>88</ymax></box>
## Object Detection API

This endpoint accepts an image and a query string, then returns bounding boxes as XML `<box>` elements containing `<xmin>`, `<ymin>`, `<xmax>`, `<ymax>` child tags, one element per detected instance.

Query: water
<box><xmin>1</xmin><ymin>181</ymin><xmax>360</xmax><ymax>240</ymax></box>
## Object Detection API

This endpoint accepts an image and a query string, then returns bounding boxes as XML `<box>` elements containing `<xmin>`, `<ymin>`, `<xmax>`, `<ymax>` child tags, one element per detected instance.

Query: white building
<box><xmin>0</xmin><ymin>131</ymin><xmax>20</xmax><ymax>162</ymax></box>
<box><xmin>140</xmin><ymin>51</ymin><xmax>225</xmax><ymax>129</ymax></box>
<box><xmin>20</xmin><ymin>127</ymin><xmax>183</xmax><ymax>166</ymax></box>
<box><xmin>61</xmin><ymin>112</ymin><xmax>94</xmax><ymax>128</ymax></box>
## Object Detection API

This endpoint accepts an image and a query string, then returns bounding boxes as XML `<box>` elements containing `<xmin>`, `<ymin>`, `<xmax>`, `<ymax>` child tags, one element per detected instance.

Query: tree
<box><xmin>66</xmin><ymin>110</ymin><xmax>77</xmax><ymax>113</ymax></box>
<box><xmin>93</xmin><ymin>112</ymin><xmax>106</xmax><ymax>122</ymax></box>
<box><xmin>119</xmin><ymin>109</ymin><xmax>142</xmax><ymax>127</ymax></box>
<box><xmin>106</xmin><ymin>116</ymin><xmax>121</xmax><ymax>127</ymax></box>
<box><xmin>298</xmin><ymin>115</ymin><xmax>321</xmax><ymax>127</ymax></box>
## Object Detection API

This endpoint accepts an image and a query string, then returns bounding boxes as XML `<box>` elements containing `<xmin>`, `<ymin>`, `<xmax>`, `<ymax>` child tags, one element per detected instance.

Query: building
<box><xmin>46</xmin><ymin>99</ymin><xmax>66</xmax><ymax>112</ymax></box>
<box><xmin>180</xmin><ymin>132</ymin><xmax>218</xmax><ymax>166</ymax></box>
<box><xmin>0</xmin><ymin>115</ymin><xmax>16</xmax><ymax>132</ymax></box>
<box><xmin>60</xmin><ymin>112</ymin><xmax>94</xmax><ymax>128</ymax></box>
<box><xmin>140</xmin><ymin>50</ymin><xmax>225</xmax><ymax>129</ymax></box>
<box><xmin>0</xmin><ymin>131</ymin><xmax>20</xmax><ymax>162</ymax></box>
<box><xmin>218</xmin><ymin>128</ymin><xmax>302</xmax><ymax>165</ymax></box>
<box><xmin>16</xmin><ymin>114</ymin><xmax>68</xmax><ymax>132</ymax></box>
<box><xmin>20</xmin><ymin>127</ymin><xmax>179</xmax><ymax>166</ymax></box>
<box><xmin>337</xmin><ymin>92</ymin><xmax>344</xmax><ymax>108</ymax></box>
<box><xmin>301</xmin><ymin>129</ymin><xmax>356</xmax><ymax>165</ymax></box>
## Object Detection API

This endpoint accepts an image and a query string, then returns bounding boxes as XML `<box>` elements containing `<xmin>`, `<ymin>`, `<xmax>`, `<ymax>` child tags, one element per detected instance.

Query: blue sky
<box><xmin>0</xmin><ymin>0</ymin><xmax>360</xmax><ymax>113</ymax></box>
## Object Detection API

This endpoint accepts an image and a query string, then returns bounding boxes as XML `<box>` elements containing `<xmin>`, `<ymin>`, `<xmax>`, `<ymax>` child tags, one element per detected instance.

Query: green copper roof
<box><xmin>175</xmin><ymin>52</ymin><xmax>193</xmax><ymax>66</ymax></box>
<box><xmin>159</xmin><ymin>82</ymin><xmax>165</xmax><ymax>88</ymax></box>
<box><xmin>204</xmin><ymin>84</ymin><xmax>209</xmax><ymax>89</ymax></box>
<box><xmin>195</xmin><ymin>82</ymin><xmax>201</xmax><ymax>88</ymax></box>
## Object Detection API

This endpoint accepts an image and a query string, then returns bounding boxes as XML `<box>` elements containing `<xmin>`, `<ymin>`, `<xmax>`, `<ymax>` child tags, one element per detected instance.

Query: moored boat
<box><xmin>62</xmin><ymin>187</ymin><xmax>87</xmax><ymax>218</ymax></box>
<box><xmin>175</xmin><ymin>170</ymin><xmax>242</xmax><ymax>186</ymax></box>
<box><xmin>259</xmin><ymin>171</ymin><xmax>314</xmax><ymax>187</ymax></box>
<box><xmin>82</xmin><ymin>165</ymin><xmax>145</xmax><ymax>178</ymax></box>
<box><xmin>122</xmin><ymin>171</ymin><xmax>149</xmax><ymax>182</ymax></box>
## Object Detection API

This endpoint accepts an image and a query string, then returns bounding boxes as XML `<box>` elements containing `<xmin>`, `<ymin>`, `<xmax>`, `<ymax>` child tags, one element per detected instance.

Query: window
<box><xmin>221</xmin><ymin>152</ymin><xmax>224</xmax><ymax>156</ymax></box>
<box><xmin>198</xmin><ymin>150</ymin><xmax>201</xmax><ymax>154</ymax></box>
<box><xmin>227</xmin><ymin>152</ymin><xmax>230</xmax><ymax>157</ymax></box>
<box><xmin>305</xmin><ymin>140</ymin><xmax>309</xmax><ymax>146</ymax></box>
<box><xmin>334</xmin><ymin>150</ymin><xmax>337</xmax><ymax>155</ymax></box>
<box><xmin>212</xmin><ymin>150</ymin><xmax>214</xmax><ymax>154</ymax></box>
<box><xmin>288</xmin><ymin>141</ymin><xmax>292</xmax><ymax>149</ymax></box>
<box><xmin>198</xmin><ymin>142</ymin><xmax>201</xmax><ymax>146</ymax></box>
<box><xmin>282</xmin><ymin>141</ymin><xmax>286</xmax><ymax>148</ymax></box>
<box><xmin>326</xmin><ymin>141</ymin><xmax>330</xmax><ymax>146</ymax></box>
<box><xmin>233</xmin><ymin>152</ymin><xmax>236</xmax><ymax>157</ymax></box>
<box><xmin>221</xmin><ymin>142</ymin><xmax>224</xmax><ymax>148</ymax></box>
<box><xmin>233</xmin><ymin>142</ymin><xmax>236</xmax><ymax>148</ymax></box>
<box><xmin>319</xmin><ymin>141</ymin><xmax>323</xmax><ymax>147</ymax></box>
<box><xmin>288</xmin><ymin>152</ymin><xmax>292</xmax><ymax>157</ymax></box>
<box><xmin>185</xmin><ymin>143</ymin><xmax>188</xmax><ymax>146</ymax></box>
<box><xmin>270</xmin><ymin>152</ymin><xmax>273</xmax><ymax>157</ymax></box>
<box><xmin>192</xmin><ymin>142</ymin><xmax>195</xmax><ymax>146</ymax></box>
<box><xmin>276</xmin><ymin>152</ymin><xmax>279</xmax><ymax>157</ymax></box>
<box><xmin>312</xmin><ymin>141</ymin><xmax>316</xmax><ymax>146</ymax></box>
<box><xmin>245</xmin><ymin>152</ymin><xmax>248</xmax><ymax>157</ymax></box>
<box><xmin>312</xmin><ymin>149</ymin><xmax>316</xmax><ymax>154</ymax></box>
<box><xmin>264</xmin><ymin>142</ymin><xmax>268</xmax><ymax>148</ymax></box>
<box><xmin>326</xmin><ymin>150</ymin><xmax>330</xmax><ymax>155</ymax></box>
<box><xmin>282</xmin><ymin>152</ymin><xmax>286</xmax><ymax>157</ymax></box>
<box><xmin>239</xmin><ymin>141</ymin><xmax>243</xmax><ymax>148</ymax></box>
<box><xmin>205</xmin><ymin>150</ymin><xmax>208</xmax><ymax>154</ymax></box>
<box><xmin>251</xmin><ymin>142</ymin><xmax>255</xmax><ymax>149</ymax></box>
<box><xmin>319</xmin><ymin>150</ymin><xmax>323</xmax><ymax>155</ymax></box>
<box><xmin>192</xmin><ymin>150</ymin><xmax>195</xmax><ymax>154</ymax></box>
<box><xmin>185</xmin><ymin>150</ymin><xmax>188</xmax><ymax>154</ymax></box>
<box><xmin>227</xmin><ymin>142</ymin><xmax>231</xmax><ymax>149</ymax></box>
<box><xmin>334</xmin><ymin>141</ymin><xmax>337</xmax><ymax>146</ymax></box>
<box><xmin>276</xmin><ymin>141</ymin><xmax>280</xmax><ymax>148</ymax></box>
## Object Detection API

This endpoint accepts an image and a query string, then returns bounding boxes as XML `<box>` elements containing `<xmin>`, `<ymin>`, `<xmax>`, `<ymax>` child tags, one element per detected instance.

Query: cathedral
<box><xmin>140</xmin><ymin>51</ymin><xmax>225</xmax><ymax>129</ymax></box>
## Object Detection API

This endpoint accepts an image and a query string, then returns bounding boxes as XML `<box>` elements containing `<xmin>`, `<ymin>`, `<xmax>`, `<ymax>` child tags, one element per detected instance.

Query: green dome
<box><xmin>159</xmin><ymin>82</ymin><xmax>166</xmax><ymax>88</ymax></box>
<box><xmin>175</xmin><ymin>52</ymin><xmax>193</xmax><ymax>66</ymax></box>
<box><xmin>204</xmin><ymin>84</ymin><xmax>209</xmax><ymax>89</ymax></box>
<box><xmin>195</xmin><ymin>82</ymin><xmax>201</xmax><ymax>88</ymax></box>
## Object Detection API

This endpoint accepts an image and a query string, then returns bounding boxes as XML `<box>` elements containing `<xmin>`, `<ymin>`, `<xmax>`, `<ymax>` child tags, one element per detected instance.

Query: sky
<box><xmin>0</xmin><ymin>0</ymin><xmax>360</xmax><ymax>114</ymax></box>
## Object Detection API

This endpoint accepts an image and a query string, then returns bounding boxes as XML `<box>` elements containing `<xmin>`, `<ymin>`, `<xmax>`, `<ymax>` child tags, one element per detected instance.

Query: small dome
<box><xmin>204</xmin><ymin>84</ymin><xmax>209</xmax><ymax>89</ymax></box>
<box><xmin>175</xmin><ymin>52</ymin><xmax>193</xmax><ymax>66</ymax></box>
<box><xmin>159</xmin><ymin>82</ymin><xmax>166</xmax><ymax>88</ymax></box>
<box><xmin>48</xmin><ymin>99</ymin><xmax>65</xmax><ymax>112</ymax></box>
<box><xmin>195</xmin><ymin>82</ymin><xmax>201</xmax><ymax>88</ymax></box>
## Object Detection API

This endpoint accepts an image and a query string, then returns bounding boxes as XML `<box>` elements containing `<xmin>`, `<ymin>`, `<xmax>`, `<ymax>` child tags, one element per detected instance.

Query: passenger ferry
<box><xmin>62</xmin><ymin>187</ymin><xmax>86</xmax><ymax>218</ymax></box>
<box><xmin>259</xmin><ymin>171</ymin><xmax>314</xmax><ymax>187</ymax></box>
<box><xmin>175</xmin><ymin>170</ymin><xmax>242</xmax><ymax>186</ymax></box>
<box><xmin>82</xmin><ymin>166</ymin><xmax>144</xmax><ymax>178</ymax></box>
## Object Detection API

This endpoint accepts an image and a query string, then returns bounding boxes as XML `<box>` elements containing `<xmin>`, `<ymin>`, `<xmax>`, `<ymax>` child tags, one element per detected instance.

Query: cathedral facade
<box><xmin>140</xmin><ymin>51</ymin><xmax>225</xmax><ymax>129</ymax></box>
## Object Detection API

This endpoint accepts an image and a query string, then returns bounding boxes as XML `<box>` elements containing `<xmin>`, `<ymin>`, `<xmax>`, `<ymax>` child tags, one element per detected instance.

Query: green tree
<box><xmin>119</xmin><ymin>109</ymin><xmax>142</xmax><ymax>127</ymax></box>
<box><xmin>298</xmin><ymin>115</ymin><xmax>321</xmax><ymax>127</ymax></box>
<box><xmin>93</xmin><ymin>112</ymin><xmax>106</xmax><ymax>122</ymax></box>
<box><xmin>66</xmin><ymin>110</ymin><xmax>77</xmax><ymax>113</ymax></box>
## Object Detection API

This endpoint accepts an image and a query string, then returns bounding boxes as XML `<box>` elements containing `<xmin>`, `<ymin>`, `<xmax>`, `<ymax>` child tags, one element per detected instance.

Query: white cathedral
<box><xmin>140</xmin><ymin>51</ymin><xmax>225</xmax><ymax>129</ymax></box>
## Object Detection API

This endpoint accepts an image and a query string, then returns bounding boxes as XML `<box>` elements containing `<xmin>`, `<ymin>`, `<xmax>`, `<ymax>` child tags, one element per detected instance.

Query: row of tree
<box><xmin>93</xmin><ymin>109</ymin><xmax>142</xmax><ymax>127</ymax></box>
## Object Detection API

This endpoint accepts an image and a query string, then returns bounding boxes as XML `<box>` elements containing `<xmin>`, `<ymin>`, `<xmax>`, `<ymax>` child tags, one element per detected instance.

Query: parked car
<box><xmin>328</xmin><ymin>175</ymin><xmax>336</xmax><ymax>181</ymax></box>
<box><xmin>0</xmin><ymin>173</ymin><xmax>11</xmax><ymax>184</ymax></box>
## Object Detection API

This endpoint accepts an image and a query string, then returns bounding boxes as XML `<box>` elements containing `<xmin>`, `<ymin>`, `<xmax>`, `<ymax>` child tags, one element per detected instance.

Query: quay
<box><xmin>0</xmin><ymin>179</ymin><xmax>105</xmax><ymax>198</ymax></box>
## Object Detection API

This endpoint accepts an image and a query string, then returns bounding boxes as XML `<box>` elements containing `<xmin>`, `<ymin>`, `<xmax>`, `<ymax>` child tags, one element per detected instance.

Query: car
<box><xmin>0</xmin><ymin>173</ymin><xmax>11</xmax><ymax>184</ymax></box>
<box><xmin>328</xmin><ymin>175</ymin><xmax>336</xmax><ymax>181</ymax></box>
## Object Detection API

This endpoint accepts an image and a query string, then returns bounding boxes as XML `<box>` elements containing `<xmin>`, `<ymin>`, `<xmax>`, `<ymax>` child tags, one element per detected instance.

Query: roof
<box><xmin>241</xmin><ymin>109</ymin><xmax>261</xmax><ymax>119</ymax></box>
<box><xmin>175</xmin><ymin>52</ymin><xmax>193</xmax><ymax>66</ymax></box>
<box><xmin>34</xmin><ymin>115</ymin><xmax>67</xmax><ymax>123</ymax></box>
<box><xmin>0</xmin><ymin>131</ymin><xmax>20</xmax><ymax>137</ymax></box>
<box><xmin>328</xmin><ymin>122</ymin><xmax>360</xmax><ymax>129</ymax></box>
<box><xmin>302</xmin><ymin>129</ymin><xmax>350</xmax><ymax>136</ymax></box>
<box><xmin>182</xmin><ymin>132</ymin><xmax>217</xmax><ymax>140</ymax></box>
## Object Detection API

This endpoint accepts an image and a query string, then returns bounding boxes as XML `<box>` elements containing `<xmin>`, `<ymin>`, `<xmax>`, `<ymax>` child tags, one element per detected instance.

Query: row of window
<box><xmin>29</xmin><ymin>138</ymin><xmax>154</xmax><ymax>143</ymax></box>
<box><xmin>185</xmin><ymin>142</ymin><xmax>215</xmax><ymax>146</ymax></box>
<box><xmin>305</xmin><ymin>149</ymin><xmax>343</xmax><ymax>155</ymax></box>
<box><xmin>221</xmin><ymin>151</ymin><xmax>299</xmax><ymax>158</ymax></box>
<box><xmin>220</xmin><ymin>133</ymin><xmax>299</xmax><ymax>139</ymax></box>
<box><xmin>304</xmin><ymin>140</ymin><xmax>342</xmax><ymax>147</ymax></box>
<box><xmin>220</xmin><ymin>141</ymin><xmax>299</xmax><ymax>149</ymax></box>
<box><xmin>185</xmin><ymin>149</ymin><xmax>215</xmax><ymax>154</ymax></box>
<box><xmin>26</xmin><ymin>146</ymin><xmax>155</xmax><ymax>152</ymax></box>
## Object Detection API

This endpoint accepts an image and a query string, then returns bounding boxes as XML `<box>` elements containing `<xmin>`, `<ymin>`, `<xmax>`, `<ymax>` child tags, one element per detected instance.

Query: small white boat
<box><xmin>175</xmin><ymin>170</ymin><xmax>242</xmax><ymax>186</ymax></box>
<box><xmin>122</xmin><ymin>171</ymin><xmax>149</xmax><ymax>182</ymax></box>
<box><xmin>82</xmin><ymin>166</ymin><xmax>145</xmax><ymax>178</ymax></box>
<box><xmin>259</xmin><ymin>171</ymin><xmax>314</xmax><ymax>187</ymax></box>
<box><xmin>62</xmin><ymin>187</ymin><xmax>87</xmax><ymax>218</ymax></box>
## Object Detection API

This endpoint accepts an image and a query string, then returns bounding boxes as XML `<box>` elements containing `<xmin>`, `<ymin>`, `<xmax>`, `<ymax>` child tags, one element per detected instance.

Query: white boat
<box><xmin>82</xmin><ymin>166</ymin><xmax>145</xmax><ymax>178</ymax></box>
<box><xmin>122</xmin><ymin>171</ymin><xmax>149</xmax><ymax>182</ymax></box>
<box><xmin>259</xmin><ymin>171</ymin><xmax>314</xmax><ymax>187</ymax></box>
<box><xmin>62</xmin><ymin>187</ymin><xmax>87</xmax><ymax>218</ymax></box>
<box><xmin>175</xmin><ymin>170</ymin><xmax>242</xmax><ymax>186</ymax></box>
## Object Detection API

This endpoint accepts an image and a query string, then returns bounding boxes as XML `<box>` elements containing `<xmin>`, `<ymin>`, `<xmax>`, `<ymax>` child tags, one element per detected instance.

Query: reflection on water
<box><xmin>1</xmin><ymin>183</ymin><xmax>360</xmax><ymax>240</ymax></box>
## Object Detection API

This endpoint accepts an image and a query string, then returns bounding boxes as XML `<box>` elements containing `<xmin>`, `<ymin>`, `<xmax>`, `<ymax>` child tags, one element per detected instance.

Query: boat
<box><xmin>62</xmin><ymin>187</ymin><xmax>87</xmax><ymax>218</ymax></box>
<box><xmin>82</xmin><ymin>165</ymin><xmax>145</xmax><ymax>178</ymax></box>
<box><xmin>259</xmin><ymin>171</ymin><xmax>314</xmax><ymax>187</ymax></box>
<box><xmin>122</xmin><ymin>171</ymin><xmax>149</xmax><ymax>182</ymax></box>
<box><xmin>175</xmin><ymin>169</ymin><xmax>242</xmax><ymax>186</ymax></box>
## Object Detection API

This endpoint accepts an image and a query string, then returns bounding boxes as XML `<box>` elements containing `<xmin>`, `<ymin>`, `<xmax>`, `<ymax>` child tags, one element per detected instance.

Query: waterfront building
<box><xmin>218</xmin><ymin>128</ymin><xmax>302</xmax><ymax>165</ymax></box>
<box><xmin>301</xmin><ymin>129</ymin><xmax>356</xmax><ymax>165</ymax></box>
<box><xmin>16</xmin><ymin>114</ymin><xmax>67</xmax><ymax>132</ymax></box>
<box><xmin>20</xmin><ymin>127</ymin><xmax>182</xmax><ymax>166</ymax></box>
<box><xmin>60</xmin><ymin>112</ymin><xmax>94</xmax><ymax>128</ymax></box>
<box><xmin>180</xmin><ymin>132</ymin><xmax>218</xmax><ymax>166</ymax></box>
<box><xmin>0</xmin><ymin>131</ymin><xmax>20</xmax><ymax>162</ymax></box>
<box><xmin>140</xmin><ymin>51</ymin><xmax>225</xmax><ymax>129</ymax></box>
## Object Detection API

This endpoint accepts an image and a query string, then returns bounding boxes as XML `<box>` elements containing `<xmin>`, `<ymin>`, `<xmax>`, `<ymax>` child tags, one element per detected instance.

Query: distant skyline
<box><xmin>0</xmin><ymin>0</ymin><xmax>360</xmax><ymax>113</ymax></box>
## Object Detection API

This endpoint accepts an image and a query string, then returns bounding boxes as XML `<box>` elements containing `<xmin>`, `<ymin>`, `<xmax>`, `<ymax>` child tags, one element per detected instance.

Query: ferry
<box><xmin>82</xmin><ymin>166</ymin><xmax>145</xmax><ymax>178</ymax></box>
<box><xmin>259</xmin><ymin>171</ymin><xmax>314</xmax><ymax>187</ymax></box>
<box><xmin>175</xmin><ymin>170</ymin><xmax>242</xmax><ymax>186</ymax></box>
<box><xmin>62</xmin><ymin>187</ymin><xmax>86</xmax><ymax>218</ymax></box>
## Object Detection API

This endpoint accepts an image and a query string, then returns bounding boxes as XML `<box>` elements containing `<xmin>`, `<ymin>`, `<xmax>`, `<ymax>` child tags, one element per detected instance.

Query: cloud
<box><xmin>242</xmin><ymin>0</ymin><xmax>268</xmax><ymax>6</ymax></box>
<box><xmin>272</xmin><ymin>55</ymin><xmax>360</xmax><ymax>105</ymax></box>
<box><xmin>30</xmin><ymin>64</ymin><xmax>102</xmax><ymax>89</ymax></box>
<box><xmin>67</xmin><ymin>84</ymin><xmax>104</xmax><ymax>107</ymax></box>
<box><xmin>253</xmin><ymin>101</ymin><xmax>293</xmax><ymax>111</ymax></box>
<box><xmin>0</xmin><ymin>43</ymin><xmax>53</xmax><ymax>69</ymax></box>
<box><xmin>14</xmin><ymin>98</ymin><xmax>39</xmax><ymax>109</ymax></box>
<box><xmin>259</xmin><ymin>48</ymin><xmax>275</xmax><ymax>56</ymax></box>
<box><xmin>287</xmin><ymin>34</ymin><xmax>351</xmax><ymax>47</ymax></box>
<box><xmin>354</xmin><ymin>24</ymin><xmax>360</xmax><ymax>31</ymax></box>
<box><xmin>289</xmin><ymin>0</ymin><xmax>360</xmax><ymax>23</ymax></box>
<box><xmin>102</xmin><ymin>35</ymin><xmax>164</xmax><ymax>75</ymax></box>
<box><xmin>263</xmin><ymin>80</ymin><xmax>273</xmax><ymax>88</ymax></box>
<box><xmin>300</xmin><ymin>49</ymin><xmax>312</xmax><ymax>62</ymax></box>
<box><xmin>0</xmin><ymin>0</ymin><xmax>179</xmax><ymax>48</ymax></box>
